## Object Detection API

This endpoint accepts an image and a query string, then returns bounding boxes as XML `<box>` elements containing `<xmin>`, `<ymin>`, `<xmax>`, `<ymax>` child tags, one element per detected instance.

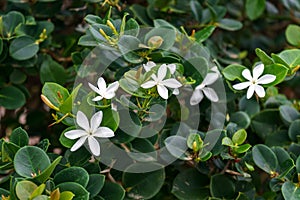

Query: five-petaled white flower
<box><xmin>143</xmin><ymin>61</ymin><xmax>176</xmax><ymax>74</ymax></box>
<box><xmin>141</xmin><ymin>64</ymin><xmax>182</xmax><ymax>99</ymax></box>
<box><xmin>190</xmin><ymin>72</ymin><xmax>219</xmax><ymax>105</ymax></box>
<box><xmin>64</xmin><ymin>111</ymin><xmax>114</xmax><ymax>156</ymax></box>
<box><xmin>232</xmin><ymin>64</ymin><xmax>276</xmax><ymax>99</ymax></box>
<box><xmin>88</xmin><ymin>77</ymin><xmax>119</xmax><ymax>101</ymax></box>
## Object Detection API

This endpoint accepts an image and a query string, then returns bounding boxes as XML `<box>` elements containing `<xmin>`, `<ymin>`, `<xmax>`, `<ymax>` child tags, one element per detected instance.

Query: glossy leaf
<box><xmin>10</xmin><ymin>127</ymin><xmax>29</xmax><ymax>147</ymax></box>
<box><xmin>9</xmin><ymin>36</ymin><xmax>39</xmax><ymax>60</ymax></box>
<box><xmin>0</xmin><ymin>85</ymin><xmax>26</xmax><ymax>109</ymax></box>
<box><xmin>252</xmin><ymin>144</ymin><xmax>278</xmax><ymax>173</ymax></box>
<box><xmin>53</xmin><ymin>167</ymin><xmax>89</xmax><ymax>187</ymax></box>
<box><xmin>56</xmin><ymin>182</ymin><xmax>89</xmax><ymax>200</ymax></box>
<box><xmin>286</xmin><ymin>24</ymin><xmax>300</xmax><ymax>46</ymax></box>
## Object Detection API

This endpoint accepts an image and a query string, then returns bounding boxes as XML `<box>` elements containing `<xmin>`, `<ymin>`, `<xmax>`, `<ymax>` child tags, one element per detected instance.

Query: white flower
<box><xmin>190</xmin><ymin>73</ymin><xmax>219</xmax><ymax>105</ymax></box>
<box><xmin>232</xmin><ymin>64</ymin><xmax>276</xmax><ymax>99</ymax></box>
<box><xmin>143</xmin><ymin>62</ymin><xmax>176</xmax><ymax>74</ymax></box>
<box><xmin>141</xmin><ymin>64</ymin><xmax>182</xmax><ymax>99</ymax></box>
<box><xmin>64</xmin><ymin>111</ymin><xmax>114</xmax><ymax>156</ymax></box>
<box><xmin>88</xmin><ymin>77</ymin><xmax>119</xmax><ymax>101</ymax></box>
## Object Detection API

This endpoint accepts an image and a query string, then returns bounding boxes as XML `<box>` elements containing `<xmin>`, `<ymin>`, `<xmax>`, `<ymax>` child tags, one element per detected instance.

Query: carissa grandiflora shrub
<box><xmin>0</xmin><ymin>1</ymin><xmax>300</xmax><ymax>200</ymax></box>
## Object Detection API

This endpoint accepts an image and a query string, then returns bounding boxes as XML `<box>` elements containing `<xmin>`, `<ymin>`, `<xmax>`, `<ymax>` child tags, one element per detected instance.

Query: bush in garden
<box><xmin>0</xmin><ymin>0</ymin><xmax>300</xmax><ymax>199</ymax></box>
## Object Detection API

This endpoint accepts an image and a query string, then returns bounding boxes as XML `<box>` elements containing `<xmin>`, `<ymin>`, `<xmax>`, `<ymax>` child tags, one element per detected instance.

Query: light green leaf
<box><xmin>286</xmin><ymin>24</ymin><xmax>300</xmax><ymax>46</ymax></box>
<box><xmin>246</xmin><ymin>0</ymin><xmax>266</xmax><ymax>20</ymax></box>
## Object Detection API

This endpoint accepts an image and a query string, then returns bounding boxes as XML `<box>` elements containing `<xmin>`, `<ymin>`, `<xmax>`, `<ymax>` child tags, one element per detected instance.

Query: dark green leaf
<box><xmin>222</xmin><ymin>64</ymin><xmax>247</xmax><ymax>81</ymax></box>
<box><xmin>10</xmin><ymin>127</ymin><xmax>29</xmax><ymax>147</ymax></box>
<box><xmin>9</xmin><ymin>36</ymin><xmax>39</xmax><ymax>60</ymax></box>
<box><xmin>282</xmin><ymin>181</ymin><xmax>300</xmax><ymax>200</ymax></box>
<box><xmin>99</xmin><ymin>181</ymin><xmax>125</xmax><ymax>200</ymax></box>
<box><xmin>86</xmin><ymin>174</ymin><xmax>105</xmax><ymax>198</ymax></box>
<box><xmin>252</xmin><ymin>144</ymin><xmax>278</xmax><ymax>173</ymax></box>
<box><xmin>210</xmin><ymin>174</ymin><xmax>235</xmax><ymax>198</ymax></box>
<box><xmin>0</xmin><ymin>85</ymin><xmax>26</xmax><ymax>109</ymax></box>
<box><xmin>246</xmin><ymin>0</ymin><xmax>266</xmax><ymax>20</ymax></box>
<box><xmin>56</xmin><ymin>182</ymin><xmax>89</xmax><ymax>200</ymax></box>
<box><xmin>53</xmin><ymin>167</ymin><xmax>89</xmax><ymax>187</ymax></box>
<box><xmin>195</xmin><ymin>25</ymin><xmax>216</xmax><ymax>43</ymax></box>
<box><xmin>217</xmin><ymin>19</ymin><xmax>242</xmax><ymax>31</ymax></box>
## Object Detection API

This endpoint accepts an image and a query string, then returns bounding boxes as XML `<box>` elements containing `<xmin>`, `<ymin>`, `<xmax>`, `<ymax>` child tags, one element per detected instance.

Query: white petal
<box><xmin>92</xmin><ymin>96</ymin><xmax>103</xmax><ymax>101</ymax></box>
<box><xmin>161</xmin><ymin>79</ymin><xmax>182</xmax><ymax>88</ymax></box>
<box><xmin>90</xmin><ymin>111</ymin><xmax>103</xmax><ymax>132</ymax></box>
<box><xmin>65</xmin><ymin>130</ymin><xmax>87</xmax><ymax>139</ymax></box>
<box><xmin>70</xmin><ymin>136</ymin><xmax>87</xmax><ymax>152</ymax></box>
<box><xmin>242</xmin><ymin>69</ymin><xmax>253</xmax><ymax>81</ymax></box>
<box><xmin>173</xmin><ymin>88</ymin><xmax>179</xmax><ymax>95</ymax></box>
<box><xmin>211</xmin><ymin>66</ymin><xmax>220</xmax><ymax>74</ymax></box>
<box><xmin>88</xmin><ymin>136</ymin><xmax>100</xmax><ymax>156</ymax></box>
<box><xmin>190</xmin><ymin>89</ymin><xmax>204</xmax><ymax>105</ymax></box>
<box><xmin>202</xmin><ymin>73</ymin><xmax>219</xmax><ymax>86</ymax></box>
<box><xmin>257</xmin><ymin>74</ymin><xmax>276</xmax><ymax>85</ymax></box>
<box><xmin>202</xmin><ymin>87</ymin><xmax>219</xmax><ymax>102</ymax></box>
<box><xmin>141</xmin><ymin>80</ymin><xmax>157</xmax><ymax>89</ymax></box>
<box><xmin>157</xmin><ymin>64</ymin><xmax>167</xmax><ymax>81</ymax></box>
<box><xmin>252</xmin><ymin>64</ymin><xmax>264</xmax><ymax>80</ymax></box>
<box><xmin>246</xmin><ymin>84</ymin><xmax>255</xmax><ymax>99</ymax></box>
<box><xmin>143</xmin><ymin>61</ymin><xmax>156</xmax><ymax>71</ymax></box>
<box><xmin>232</xmin><ymin>82</ymin><xmax>251</xmax><ymax>90</ymax></box>
<box><xmin>97</xmin><ymin>77</ymin><xmax>107</xmax><ymax>93</ymax></box>
<box><xmin>103</xmin><ymin>92</ymin><xmax>116</xmax><ymax>99</ymax></box>
<box><xmin>88</xmin><ymin>83</ymin><xmax>102</xmax><ymax>95</ymax></box>
<box><xmin>76</xmin><ymin>111</ymin><xmax>90</xmax><ymax>132</ymax></box>
<box><xmin>106</xmin><ymin>81</ymin><xmax>119</xmax><ymax>94</ymax></box>
<box><xmin>167</xmin><ymin>64</ymin><xmax>176</xmax><ymax>74</ymax></box>
<box><xmin>94</xmin><ymin>127</ymin><xmax>115</xmax><ymax>138</ymax></box>
<box><xmin>254</xmin><ymin>85</ymin><xmax>265</xmax><ymax>98</ymax></box>
<box><xmin>157</xmin><ymin>85</ymin><xmax>169</xmax><ymax>99</ymax></box>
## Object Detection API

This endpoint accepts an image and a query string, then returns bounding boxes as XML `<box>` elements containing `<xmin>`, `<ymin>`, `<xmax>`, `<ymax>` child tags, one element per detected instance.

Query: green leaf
<box><xmin>42</xmin><ymin>82</ymin><xmax>70</xmax><ymax>108</ymax></box>
<box><xmin>255</xmin><ymin>48</ymin><xmax>274</xmax><ymax>65</ymax></box>
<box><xmin>263</xmin><ymin>64</ymin><xmax>289</xmax><ymax>87</ymax></box>
<box><xmin>222</xmin><ymin>64</ymin><xmax>247</xmax><ymax>81</ymax></box>
<box><xmin>0</xmin><ymin>38</ymin><xmax>2</xmax><ymax>55</ymax></box>
<box><xmin>289</xmin><ymin>119</ymin><xmax>300</xmax><ymax>142</ymax></box>
<box><xmin>217</xmin><ymin>18</ymin><xmax>243</xmax><ymax>31</ymax></box>
<box><xmin>2</xmin><ymin>140</ymin><xmax>20</xmax><ymax>162</ymax></box>
<box><xmin>232</xmin><ymin>129</ymin><xmax>247</xmax><ymax>145</ymax></box>
<box><xmin>222</xmin><ymin>137</ymin><xmax>234</xmax><ymax>146</ymax></box>
<box><xmin>60</xmin><ymin>191</ymin><xmax>75</xmax><ymax>200</ymax></box>
<box><xmin>277</xmin><ymin>49</ymin><xmax>300</xmax><ymax>69</ymax></box>
<box><xmin>99</xmin><ymin>182</ymin><xmax>125</xmax><ymax>200</ymax></box>
<box><xmin>16</xmin><ymin>180</ymin><xmax>37</xmax><ymax>200</ymax></box>
<box><xmin>282</xmin><ymin>181</ymin><xmax>300</xmax><ymax>200</ymax></box>
<box><xmin>187</xmin><ymin>133</ymin><xmax>203</xmax><ymax>151</ymax></box>
<box><xmin>172</xmin><ymin>168</ymin><xmax>209</xmax><ymax>200</ymax></box>
<box><xmin>30</xmin><ymin>184</ymin><xmax>45</xmax><ymax>199</ymax></box>
<box><xmin>279</xmin><ymin>105</ymin><xmax>300</xmax><ymax>125</ymax></box>
<box><xmin>123</xmin><ymin>163</ymin><xmax>165</xmax><ymax>199</ymax></box>
<box><xmin>234</xmin><ymin>144</ymin><xmax>251</xmax><ymax>154</ymax></box>
<box><xmin>194</xmin><ymin>25</ymin><xmax>216</xmax><ymax>43</ymax></box>
<box><xmin>34</xmin><ymin>156</ymin><xmax>62</xmax><ymax>183</ymax></box>
<box><xmin>9</xmin><ymin>36</ymin><xmax>39</xmax><ymax>60</ymax></box>
<box><xmin>246</xmin><ymin>0</ymin><xmax>266</xmax><ymax>20</ymax></box>
<box><xmin>0</xmin><ymin>85</ymin><xmax>26</xmax><ymax>109</ymax></box>
<box><xmin>286</xmin><ymin>24</ymin><xmax>300</xmax><ymax>46</ymax></box>
<box><xmin>59</xmin><ymin>84</ymin><xmax>82</xmax><ymax>114</ymax></box>
<box><xmin>53</xmin><ymin>167</ymin><xmax>89</xmax><ymax>188</ymax></box>
<box><xmin>129</xmin><ymin>138</ymin><xmax>157</xmax><ymax>162</ymax></box>
<box><xmin>251</xmin><ymin>109</ymin><xmax>282</xmax><ymax>139</ymax></box>
<box><xmin>238</xmin><ymin>96</ymin><xmax>260</xmax><ymax>117</ymax></box>
<box><xmin>40</xmin><ymin>55</ymin><xmax>67</xmax><ymax>85</ymax></box>
<box><xmin>130</xmin><ymin>4</ymin><xmax>152</xmax><ymax>26</ymax></box>
<box><xmin>118</xmin><ymin>35</ymin><xmax>143</xmax><ymax>64</ymax></box>
<box><xmin>190</xmin><ymin>0</ymin><xmax>202</xmax><ymax>22</ymax></box>
<box><xmin>14</xmin><ymin>146</ymin><xmax>51</xmax><ymax>178</ymax></box>
<box><xmin>164</xmin><ymin>136</ymin><xmax>189</xmax><ymax>160</ymax></box>
<box><xmin>144</xmin><ymin>27</ymin><xmax>176</xmax><ymax>50</ymax></box>
<box><xmin>0</xmin><ymin>11</ymin><xmax>25</xmax><ymax>38</ymax></box>
<box><xmin>230</xmin><ymin>111</ymin><xmax>251</xmax><ymax>129</ymax></box>
<box><xmin>56</xmin><ymin>182</ymin><xmax>89</xmax><ymax>200</ymax></box>
<box><xmin>210</xmin><ymin>174</ymin><xmax>235</xmax><ymax>199</ymax></box>
<box><xmin>9</xmin><ymin>69</ymin><xmax>27</xmax><ymax>84</ymax></box>
<box><xmin>252</xmin><ymin>144</ymin><xmax>278</xmax><ymax>173</ymax></box>
<box><xmin>124</xmin><ymin>18</ymin><xmax>140</xmax><ymax>37</ymax></box>
<box><xmin>10</xmin><ymin>127</ymin><xmax>29</xmax><ymax>147</ymax></box>
<box><xmin>86</xmin><ymin>174</ymin><xmax>105</xmax><ymax>198</ymax></box>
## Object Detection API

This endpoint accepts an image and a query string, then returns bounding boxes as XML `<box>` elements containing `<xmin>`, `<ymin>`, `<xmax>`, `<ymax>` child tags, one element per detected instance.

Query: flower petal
<box><xmin>257</xmin><ymin>74</ymin><xmax>276</xmax><ymax>85</ymax></box>
<box><xmin>106</xmin><ymin>81</ymin><xmax>119</xmax><ymax>94</ymax></box>
<box><xmin>254</xmin><ymin>85</ymin><xmax>265</xmax><ymax>98</ymax></box>
<box><xmin>94</xmin><ymin>127</ymin><xmax>115</xmax><ymax>138</ymax></box>
<box><xmin>92</xmin><ymin>96</ymin><xmax>103</xmax><ymax>101</ymax></box>
<box><xmin>157</xmin><ymin>64</ymin><xmax>167</xmax><ymax>81</ymax></box>
<box><xmin>141</xmin><ymin>80</ymin><xmax>157</xmax><ymax>89</ymax></box>
<box><xmin>90</xmin><ymin>111</ymin><xmax>103</xmax><ymax>132</ymax></box>
<box><xmin>157</xmin><ymin>85</ymin><xmax>169</xmax><ymax>99</ymax></box>
<box><xmin>161</xmin><ymin>79</ymin><xmax>182</xmax><ymax>88</ymax></box>
<box><xmin>88</xmin><ymin>82</ymin><xmax>102</xmax><ymax>95</ymax></box>
<box><xmin>97</xmin><ymin>77</ymin><xmax>107</xmax><ymax>93</ymax></box>
<box><xmin>173</xmin><ymin>88</ymin><xmax>179</xmax><ymax>95</ymax></box>
<box><xmin>88</xmin><ymin>136</ymin><xmax>100</xmax><ymax>156</ymax></box>
<box><xmin>76</xmin><ymin>111</ymin><xmax>90</xmax><ymax>132</ymax></box>
<box><xmin>232</xmin><ymin>82</ymin><xmax>251</xmax><ymax>90</ymax></box>
<box><xmin>246</xmin><ymin>84</ymin><xmax>255</xmax><ymax>99</ymax></box>
<box><xmin>103</xmin><ymin>92</ymin><xmax>116</xmax><ymax>99</ymax></box>
<box><xmin>143</xmin><ymin>61</ymin><xmax>156</xmax><ymax>72</ymax></box>
<box><xmin>65</xmin><ymin>130</ymin><xmax>87</xmax><ymax>139</ymax></box>
<box><xmin>190</xmin><ymin>89</ymin><xmax>204</xmax><ymax>105</ymax></box>
<box><xmin>202</xmin><ymin>87</ymin><xmax>219</xmax><ymax>102</ymax></box>
<box><xmin>167</xmin><ymin>64</ymin><xmax>176</xmax><ymax>74</ymax></box>
<box><xmin>242</xmin><ymin>69</ymin><xmax>253</xmax><ymax>81</ymax></box>
<box><xmin>70</xmin><ymin>136</ymin><xmax>87</xmax><ymax>152</ymax></box>
<box><xmin>253</xmin><ymin>64</ymin><xmax>264</xmax><ymax>80</ymax></box>
<box><xmin>202</xmin><ymin>73</ymin><xmax>218</xmax><ymax>86</ymax></box>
